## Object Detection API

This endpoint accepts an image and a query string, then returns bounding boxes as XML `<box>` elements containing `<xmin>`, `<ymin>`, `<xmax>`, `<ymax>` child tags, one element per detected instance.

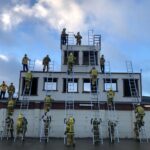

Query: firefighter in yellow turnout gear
<box><xmin>74</xmin><ymin>32</ymin><xmax>82</xmax><ymax>45</ymax></box>
<box><xmin>67</xmin><ymin>53</ymin><xmax>76</xmax><ymax>74</ymax></box>
<box><xmin>8</xmin><ymin>83</ymin><xmax>15</xmax><ymax>99</ymax></box>
<box><xmin>107</xmin><ymin>88</ymin><xmax>115</xmax><ymax>106</ymax></box>
<box><xmin>16</xmin><ymin>114</ymin><xmax>28</xmax><ymax>141</ymax></box>
<box><xmin>44</xmin><ymin>95</ymin><xmax>53</xmax><ymax>112</ymax></box>
<box><xmin>7</xmin><ymin>99</ymin><xmax>15</xmax><ymax>116</ymax></box>
<box><xmin>134</xmin><ymin>104</ymin><xmax>145</xmax><ymax>139</ymax></box>
<box><xmin>65</xmin><ymin>117</ymin><xmax>75</xmax><ymax>147</ymax></box>
<box><xmin>91</xmin><ymin>118</ymin><xmax>101</xmax><ymax>145</ymax></box>
<box><xmin>25</xmin><ymin>71</ymin><xmax>32</xmax><ymax>94</ymax></box>
<box><xmin>90</xmin><ymin>67</ymin><xmax>98</xmax><ymax>86</ymax></box>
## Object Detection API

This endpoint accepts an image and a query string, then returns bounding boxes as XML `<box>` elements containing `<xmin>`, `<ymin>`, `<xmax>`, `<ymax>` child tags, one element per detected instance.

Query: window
<box><xmin>83</xmin><ymin>51</ymin><xmax>98</xmax><ymax>65</ymax></box>
<box><xmin>83</xmin><ymin>79</ymin><xmax>98</xmax><ymax>93</ymax></box>
<box><xmin>64</xmin><ymin>51</ymin><xmax>79</xmax><ymax>65</ymax></box>
<box><xmin>123</xmin><ymin>79</ymin><xmax>139</xmax><ymax>97</ymax></box>
<box><xmin>44</xmin><ymin>78</ymin><xmax>57</xmax><ymax>91</ymax></box>
<box><xmin>83</xmin><ymin>79</ymin><xmax>91</xmax><ymax>92</ymax></box>
<box><xmin>63</xmin><ymin>78</ymin><xmax>78</xmax><ymax>93</ymax></box>
<box><xmin>22</xmin><ymin>77</ymin><xmax>38</xmax><ymax>95</ymax></box>
<box><xmin>104</xmin><ymin>79</ymin><xmax>117</xmax><ymax>91</ymax></box>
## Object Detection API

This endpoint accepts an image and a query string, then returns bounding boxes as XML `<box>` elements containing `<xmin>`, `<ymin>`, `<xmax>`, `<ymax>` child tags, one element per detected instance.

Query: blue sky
<box><xmin>0</xmin><ymin>0</ymin><xmax>150</xmax><ymax>96</ymax></box>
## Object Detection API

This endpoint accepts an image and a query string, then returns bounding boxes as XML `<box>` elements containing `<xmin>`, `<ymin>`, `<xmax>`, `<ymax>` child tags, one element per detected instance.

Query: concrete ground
<box><xmin>0</xmin><ymin>138</ymin><xmax>150</xmax><ymax>150</ymax></box>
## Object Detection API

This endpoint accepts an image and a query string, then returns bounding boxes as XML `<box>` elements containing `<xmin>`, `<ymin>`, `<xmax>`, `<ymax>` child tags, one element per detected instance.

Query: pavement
<box><xmin>0</xmin><ymin>138</ymin><xmax>150</xmax><ymax>150</ymax></box>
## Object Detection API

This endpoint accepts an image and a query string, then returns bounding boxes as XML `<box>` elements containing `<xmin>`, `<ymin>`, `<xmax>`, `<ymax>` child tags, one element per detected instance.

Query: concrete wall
<box><xmin>19</xmin><ymin>72</ymin><xmax>141</xmax><ymax>103</ymax></box>
<box><xmin>0</xmin><ymin>109</ymin><xmax>149</xmax><ymax>138</ymax></box>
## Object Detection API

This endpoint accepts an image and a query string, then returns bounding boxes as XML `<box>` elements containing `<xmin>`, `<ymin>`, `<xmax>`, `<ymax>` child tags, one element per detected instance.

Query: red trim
<box><xmin>1</xmin><ymin>101</ymin><xmax>150</xmax><ymax>110</ymax></box>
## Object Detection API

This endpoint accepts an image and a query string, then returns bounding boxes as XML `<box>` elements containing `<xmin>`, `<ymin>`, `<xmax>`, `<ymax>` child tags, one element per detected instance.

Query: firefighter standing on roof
<box><xmin>8</xmin><ymin>83</ymin><xmax>15</xmax><ymax>99</ymax></box>
<box><xmin>43</xmin><ymin>55</ymin><xmax>51</xmax><ymax>72</ymax></box>
<box><xmin>0</xmin><ymin>81</ymin><xmax>8</xmax><ymax>99</ymax></box>
<box><xmin>22</xmin><ymin>54</ymin><xmax>30</xmax><ymax>72</ymax></box>
<box><xmin>74</xmin><ymin>32</ymin><xmax>82</xmax><ymax>45</ymax></box>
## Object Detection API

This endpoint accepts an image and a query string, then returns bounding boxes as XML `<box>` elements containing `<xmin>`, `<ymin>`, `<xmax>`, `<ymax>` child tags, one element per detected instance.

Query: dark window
<box><xmin>64</xmin><ymin>51</ymin><xmax>79</xmax><ymax>65</ymax></box>
<box><xmin>83</xmin><ymin>51</ymin><xmax>89</xmax><ymax>65</ymax></box>
<box><xmin>22</xmin><ymin>77</ymin><xmax>38</xmax><ymax>96</ymax></box>
<box><xmin>63</xmin><ymin>78</ymin><xmax>78</xmax><ymax>92</ymax></box>
<box><xmin>43</xmin><ymin>78</ymin><xmax>57</xmax><ymax>91</ymax></box>
<box><xmin>123</xmin><ymin>79</ymin><xmax>139</xmax><ymax>97</ymax></box>
<box><xmin>104</xmin><ymin>79</ymin><xmax>117</xmax><ymax>91</ymax></box>
<box><xmin>83</xmin><ymin>51</ymin><xmax>98</xmax><ymax>65</ymax></box>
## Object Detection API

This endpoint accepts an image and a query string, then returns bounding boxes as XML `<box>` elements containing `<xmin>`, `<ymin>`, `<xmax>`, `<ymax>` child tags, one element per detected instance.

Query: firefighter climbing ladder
<box><xmin>126</xmin><ymin>61</ymin><xmax>148</xmax><ymax>143</ymax></box>
<box><xmin>20</xmin><ymin>60</ymin><xmax>35</xmax><ymax>110</ymax></box>
<box><xmin>105</xmin><ymin>61</ymin><xmax>119</xmax><ymax>143</ymax></box>
<box><xmin>14</xmin><ymin>60</ymin><xmax>35</xmax><ymax>142</ymax></box>
<box><xmin>40</xmin><ymin>61</ymin><xmax>54</xmax><ymax>142</ymax></box>
<box><xmin>89</xmin><ymin>30</ymin><xmax>103</xmax><ymax>144</ymax></box>
<box><xmin>64</xmin><ymin>32</ymin><xmax>75</xmax><ymax>144</ymax></box>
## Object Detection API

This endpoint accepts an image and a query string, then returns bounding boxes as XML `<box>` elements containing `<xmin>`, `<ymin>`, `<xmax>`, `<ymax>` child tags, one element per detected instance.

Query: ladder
<box><xmin>88</xmin><ymin>30</ymin><xmax>94</xmax><ymax>45</ymax></box>
<box><xmin>104</xmin><ymin>61</ymin><xmax>119</xmax><ymax>143</ymax></box>
<box><xmin>64</xmin><ymin>68</ymin><xmax>75</xmax><ymax>144</ymax></box>
<box><xmin>20</xmin><ymin>60</ymin><xmax>35</xmax><ymax>110</ymax></box>
<box><xmin>89</xmin><ymin>45</ymin><xmax>103</xmax><ymax>144</ymax></box>
<box><xmin>89</xmin><ymin>50</ymin><xmax>97</xmax><ymax>66</ymax></box>
<box><xmin>126</xmin><ymin>61</ymin><xmax>148</xmax><ymax>143</ymax></box>
<box><xmin>39</xmin><ymin>61</ymin><xmax>54</xmax><ymax>142</ymax></box>
<box><xmin>40</xmin><ymin>114</ymin><xmax>51</xmax><ymax>143</ymax></box>
<box><xmin>67</xmin><ymin>32</ymin><xmax>75</xmax><ymax>45</ymax></box>
<box><xmin>93</xmin><ymin>35</ymin><xmax>101</xmax><ymax>50</ymax></box>
<box><xmin>0</xmin><ymin>109</ymin><xmax>7</xmax><ymax>140</ymax></box>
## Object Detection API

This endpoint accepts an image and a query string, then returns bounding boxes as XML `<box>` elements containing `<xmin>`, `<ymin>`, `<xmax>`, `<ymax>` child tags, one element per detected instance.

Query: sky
<box><xmin>0</xmin><ymin>0</ymin><xmax>150</xmax><ymax>96</ymax></box>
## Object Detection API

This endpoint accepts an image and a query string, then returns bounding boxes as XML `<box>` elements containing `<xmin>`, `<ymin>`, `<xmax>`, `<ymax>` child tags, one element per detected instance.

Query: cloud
<box><xmin>0</xmin><ymin>54</ymin><xmax>20</xmax><ymax>92</ymax></box>
<box><xmin>0</xmin><ymin>0</ymin><xmax>85</xmax><ymax>32</ymax></box>
<box><xmin>0</xmin><ymin>54</ymin><xmax>9</xmax><ymax>62</ymax></box>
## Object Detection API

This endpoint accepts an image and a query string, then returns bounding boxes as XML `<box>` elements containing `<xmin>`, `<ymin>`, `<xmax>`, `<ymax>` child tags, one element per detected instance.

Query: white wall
<box><xmin>0</xmin><ymin>109</ymin><xmax>149</xmax><ymax>138</ymax></box>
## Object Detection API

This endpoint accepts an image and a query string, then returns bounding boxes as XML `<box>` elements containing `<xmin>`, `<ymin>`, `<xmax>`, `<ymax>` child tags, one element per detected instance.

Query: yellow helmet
<box><xmin>18</xmin><ymin>113</ymin><xmax>23</xmax><ymax>119</ymax></box>
<box><xmin>69</xmin><ymin>117</ymin><xmax>74</xmax><ymax>124</ymax></box>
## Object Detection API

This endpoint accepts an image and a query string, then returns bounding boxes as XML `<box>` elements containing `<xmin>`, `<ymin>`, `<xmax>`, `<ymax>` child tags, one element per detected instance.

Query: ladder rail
<box><xmin>126</xmin><ymin>61</ymin><xmax>148</xmax><ymax>143</ymax></box>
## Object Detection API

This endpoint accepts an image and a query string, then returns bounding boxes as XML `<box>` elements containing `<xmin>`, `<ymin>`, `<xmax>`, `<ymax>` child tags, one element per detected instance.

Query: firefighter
<box><xmin>22</xmin><ymin>116</ymin><xmax>28</xmax><ymax>139</ymax></box>
<box><xmin>25</xmin><ymin>71</ymin><xmax>32</xmax><ymax>93</ymax></box>
<box><xmin>7</xmin><ymin>99</ymin><xmax>15</xmax><ymax>116</ymax></box>
<box><xmin>22</xmin><ymin>54</ymin><xmax>30</xmax><ymax>72</ymax></box>
<box><xmin>42</xmin><ymin>113</ymin><xmax>51</xmax><ymax>142</ymax></box>
<box><xmin>108</xmin><ymin>120</ymin><xmax>116</xmax><ymax>143</ymax></box>
<box><xmin>100</xmin><ymin>55</ymin><xmax>105</xmax><ymax>73</ymax></box>
<box><xmin>0</xmin><ymin>81</ymin><xmax>8</xmax><ymax>99</ymax></box>
<box><xmin>43</xmin><ymin>55</ymin><xmax>51</xmax><ymax>72</ymax></box>
<box><xmin>90</xmin><ymin>67</ymin><xmax>98</xmax><ymax>86</ymax></box>
<box><xmin>61</xmin><ymin>28</ymin><xmax>68</xmax><ymax>45</ymax></box>
<box><xmin>134</xmin><ymin>104</ymin><xmax>145</xmax><ymax>138</ymax></box>
<box><xmin>67</xmin><ymin>53</ymin><xmax>76</xmax><ymax>74</ymax></box>
<box><xmin>16</xmin><ymin>114</ymin><xmax>28</xmax><ymax>141</ymax></box>
<box><xmin>5</xmin><ymin>116</ymin><xmax>14</xmax><ymax>139</ymax></box>
<box><xmin>74</xmin><ymin>32</ymin><xmax>82</xmax><ymax>45</ymax></box>
<box><xmin>91</xmin><ymin>118</ymin><xmax>101</xmax><ymax>145</ymax></box>
<box><xmin>107</xmin><ymin>88</ymin><xmax>115</xmax><ymax>106</ymax></box>
<box><xmin>44</xmin><ymin>95</ymin><xmax>53</xmax><ymax>112</ymax></box>
<box><xmin>8</xmin><ymin>83</ymin><xmax>15</xmax><ymax>99</ymax></box>
<box><xmin>65</xmin><ymin>117</ymin><xmax>75</xmax><ymax>147</ymax></box>
<box><xmin>135</xmin><ymin>104</ymin><xmax>145</xmax><ymax>125</ymax></box>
